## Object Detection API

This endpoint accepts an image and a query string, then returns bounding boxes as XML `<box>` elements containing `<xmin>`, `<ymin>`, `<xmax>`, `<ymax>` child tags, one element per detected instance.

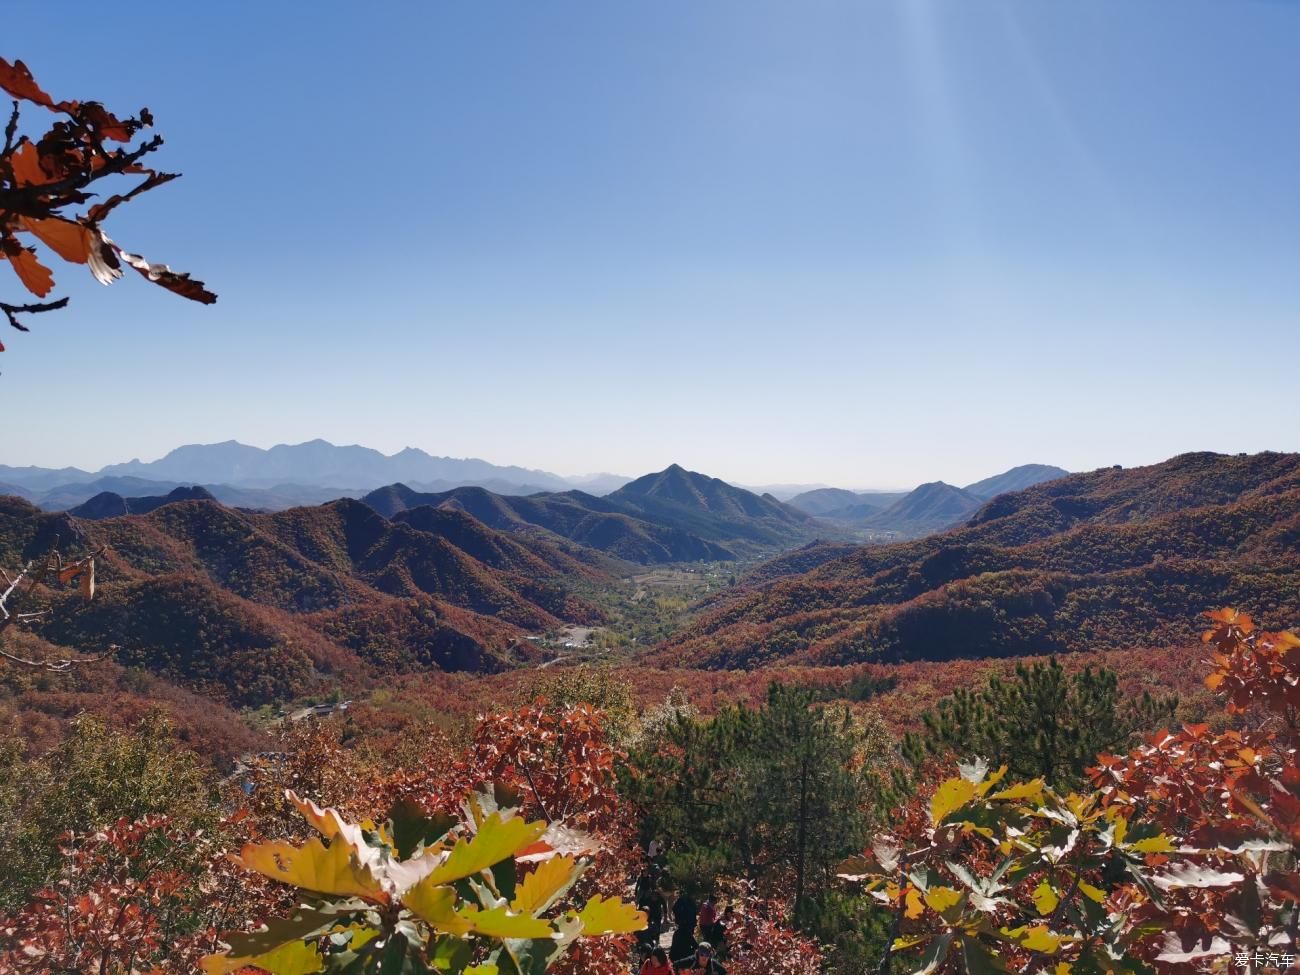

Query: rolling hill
<box><xmin>363</xmin><ymin>484</ymin><xmax>736</xmax><ymax>564</ymax></box>
<box><xmin>0</xmin><ymin>494</ymin><xmax>611</xmax><ymax>708</ymax></box>
<box><xmin>362</xmin><ymin>465</ymin><xmax>826</xmax><ymax>562</ymax></box>
<box><xmin>605</xmin><ymin>464</ymin><xmax>822</xmax><ymax>552</ymax></box>
<box><xmin>70</xmin><ymin>486</ymin><xmax>218</xmax><ymax>519</ymax></box>
<box><xmin>857</xmin><ymin>481</ymin><xmax>985</xmax><ymax>537</ymax></box>
<box><xmin>653</xmin><ymin>452</ymin><xmax>1300</xmax><ymax>669</ymax></box>
<box><xmin>964</xmin><ymin>464</ymin><xmax>1069</xmax><ymax>499</ymax></box>
<box><xmin>786</xmin><ymin>488</ymin><xmax>876</xmax><ymax>517</ymax></box>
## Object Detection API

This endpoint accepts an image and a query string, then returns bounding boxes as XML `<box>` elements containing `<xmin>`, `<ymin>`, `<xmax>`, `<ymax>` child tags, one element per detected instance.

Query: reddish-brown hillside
<box><xmin>0</xmin><ymin>495</ymin><xmax>611</xmax><ymax>707</ymax></box>
<box><xmin>655</xmin><ymin>452</ymin><xmax>1300</xmax><ymax>668</ymax></box>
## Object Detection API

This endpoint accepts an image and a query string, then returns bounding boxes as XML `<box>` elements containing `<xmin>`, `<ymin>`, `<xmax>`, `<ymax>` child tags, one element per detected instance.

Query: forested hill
<box><xmin>604</xmin><ymin>464</ymin><xmax>821</xmax><ymax>549</ymax></box>
<box><xmin>0</xmin><ymin>495</ymin><xmax>609</xmax><ymax>707</ymax></box>
<box><xmin>363</xmin><ymin>484</ymin><xmax>736</xmax><ymax>563</ymax></box>
<box><xmin>364</xmin><ymin>464</ymin><xmax>824</xmax><ymax>561</ymax></box>
<box><xmin>655</xmin><ymin>452</ymin><xmax>1300</xmax><ymax>668</ymax></box>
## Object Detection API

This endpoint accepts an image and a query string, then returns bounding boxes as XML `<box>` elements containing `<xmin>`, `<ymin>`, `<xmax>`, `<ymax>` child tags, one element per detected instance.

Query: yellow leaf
<box><xmin>924</xmin><ymin>886</ymin><xmax>963</xmax><ymax>914</ymax></box>
<box><xmin>576</xmin><ymin>893</ymin><xmax>647</xmax><ymax>935</ymax></box>
<box><xmin>1031</xmin><ymin>880</ymin><xmax>1058</xmax><ymax>916</ymax></box>
<box><xmin>1077</xmin><ymin>880</ymin><xmax>1106</xmax><ymax>903</ymax></box>
<box><xmin>422</xmin><ymin>812</ymin><xmax>547</xmax><ymax>888</ymax></box>
<box><xmin>976</xmin><ymin>765</ymin><xmax>1008</xmax><ymax>796</ymax></box>
<box><xmin>905</xmin><ymin>887</ymin><xmax>926</xmax><ymax>919</ymax></box>
<box><xmin>512</xmin><ymin>855</ymin><xmax>582</xmax><ymax>915</ymax></box>
<box><xmin>459</xmin><ymin>905</ymin><xmax>556</xmax><ymax>939</ymax></box>
<box><xmin>1055</xmin><ymin>964</ymin><xmax>1073</xmax><ymax>975</ymax></box>
<box><xmin>931</xmin><ymin>777</ymin><xmax>978</xmax><ymax>824</ymax></box>
<box><xmin>200</xmin><ymin>940</ymin><xmax>324</xmax><ymax>975</ymax></box>
<box><xmin>288</xmin><ymin>791</ymin><xmax>356</xmax><ymax>843</ymax></box>
<box><xmin>233</xmin><ymin>837</ymin><xmax>385</xmax><ymax>902</ymax></box>
<box><xmin>465</xmin><ymin>967</ymin><xmax>500</xmax><ymax>975</ymax></box>
<box><xmin>1017</xmin><ymin>925</ymin><xmax>1062</xmax><ymax>954</ymax></box>
<box><xmin>1110</xmin><ymin>815</ymin><xmax>1128</xmax><ymax>847</ymax></box>
<box><xmin>404</xmin><ymin>881</ymin><xmax>473</xmax><ymax>935</ymax></box>
<box><xmin>990</xmin><ymin>779</ymin><xmax>1045</xmax><ymax>803</ymax></box>
<box><xmin>1126</xmin><ymin>834</ymin><xmax>1176</xmax><ymax>854</ymax></box>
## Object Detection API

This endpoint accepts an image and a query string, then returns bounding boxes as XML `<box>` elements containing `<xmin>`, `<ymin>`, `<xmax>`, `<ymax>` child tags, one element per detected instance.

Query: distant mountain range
<box><xmin>787</xmin><ymin>465</ymin><xmax>1069</xmax><ymax>537</ymax></box>
<box><xmin>0</xmin><ymin>440</ymin><xmax>583</xmax><ymax>508</ymax></box>
<box><xmin>654</xmin><ymin>452</ymin><xmax>1300</xmax><ymax>669</ymax></box>
<box><xmin>1</xmin><ymin>444</ymin><xmax>1069</xmax><ymax>546</ymax></box>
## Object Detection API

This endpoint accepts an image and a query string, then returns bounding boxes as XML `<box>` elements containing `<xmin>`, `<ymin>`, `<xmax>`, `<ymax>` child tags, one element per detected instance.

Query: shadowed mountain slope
<box><xmin>654</xmin><ymin>452</ymin><xmax>1300</xmax><ymax>669</ymax></box>
<box><xmin>0</xmin><ymin>494</ymin><xmax>609</xmax><ymax>707</ymax></box>
<box><xmin>363</xmin><ymin>483</ymin><xmax>737</xmax><ymax>563</ymax></box>
<box><xmin>70</xmin><ymin>486</ymin><xmax>217</xmax><ymax>520</ymax></box>
<box><xmin>605</xmin><ymin>464</ymin><xmax>821</xmax><ymax>551</ymax></box>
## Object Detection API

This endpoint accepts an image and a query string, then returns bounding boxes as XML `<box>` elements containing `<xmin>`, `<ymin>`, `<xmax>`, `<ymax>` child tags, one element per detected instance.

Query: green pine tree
<box><xmin>902</xmin><ymin>658</ymin><xmax>1177</xmax><ymax>788</ymax></box>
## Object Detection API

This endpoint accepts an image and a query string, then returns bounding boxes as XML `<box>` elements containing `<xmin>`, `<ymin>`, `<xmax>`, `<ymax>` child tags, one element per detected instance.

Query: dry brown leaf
<box><xmin>4</xmin><ymin>245</ymin><xmax>56</xmax><ymax>298</ymax></box>
<box><xmin>21</xmin><ymin>216</ymin><xmax>92</xmax><ymax>264</ymax></box>
<box><xmin>116</xmin><ymin>247</ymin><xmax>217</xmax><ymax>304</ymax></box>
<box><xmin>0</xmin><ymin>58</ymin><xmax>70</xmax><ymax>112</ymax></box>
<box><xmin>9</xmin><ymin>141</ymin><xmax>47</xmax><ymax>186</ymax></box>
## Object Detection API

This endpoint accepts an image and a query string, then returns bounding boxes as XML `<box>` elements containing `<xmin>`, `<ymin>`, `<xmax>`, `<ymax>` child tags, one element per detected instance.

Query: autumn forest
<box><xmin>3</xmin><ymin>12</ymin><xmax>1300</xmax><ymax>975</ymax></box>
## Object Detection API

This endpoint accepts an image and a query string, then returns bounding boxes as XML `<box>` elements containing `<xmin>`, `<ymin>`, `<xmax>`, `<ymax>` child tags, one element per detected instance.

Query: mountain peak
<box><xmin>965</xmin><ymin>464</ymin><xmax>1069</xmax><ymax>500</ymax></box>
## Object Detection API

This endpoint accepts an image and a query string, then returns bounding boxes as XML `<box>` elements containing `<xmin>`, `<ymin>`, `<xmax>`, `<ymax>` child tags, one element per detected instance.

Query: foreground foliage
<box><xmin>201</xmin><ymin>787</ymin><xmax>644</xmax><ymax>974</ymax></box>
<box><xmin>841</xmin><ymin>608</ymin><xmax>1300</xmax><ymax>973</ymax></box>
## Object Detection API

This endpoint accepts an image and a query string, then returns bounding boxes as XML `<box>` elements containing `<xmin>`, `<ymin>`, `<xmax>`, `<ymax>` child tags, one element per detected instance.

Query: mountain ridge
<box><xmin>0</xmin><ymin>493</ymin><xmax>611</xmax><ymax>707</ymax></box>
<box><xmin>653</xmin><ymin>452</ymin><xmax>1300</xmax><ymax>669</ymax></box>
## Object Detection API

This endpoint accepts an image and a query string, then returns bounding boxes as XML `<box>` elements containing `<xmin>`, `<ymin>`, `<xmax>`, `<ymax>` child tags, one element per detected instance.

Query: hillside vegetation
<box><xmin>0</xmin><ymin>495</ymin><xmax>610</xmax><ymax>706</ymax></box>
<box><xmin>657</xmin><ymin>452</ymin><xmax>1300</xmax><ymax>667</ymax></box>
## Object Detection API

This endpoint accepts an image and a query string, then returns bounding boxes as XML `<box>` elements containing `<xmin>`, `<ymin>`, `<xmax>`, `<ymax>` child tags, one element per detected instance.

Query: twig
<box><xmin>2</xmin><ymin>100</ymin><xmax>18</xmax><ymax>155</ymax></box>
<box><xmin>0</xmin><ymin>644</ymin><xmax>117</xmax><ymax>673</ymax></box>
<box><xmin>2</xmin><ymin>297</ymin><xmax>70</xmax><ymax>332</ymax></box>
<box><xmin>520</xmin><ymin>759</ymin><xmax>553</xmax><ymax>824</ymax></box>
<box><xmin>0</xmin><ymin>542</ymin><xmax>112</xmax><ymax>670</ymax></box>
<box><xmin>1</xmin><ymin>134</ymin><xmax>164</xmax><ymax>214</ymax></box>
<box><xmin>0</xmin><ymin>558</ymin><xmax>33</xmax><ymax>626</ymax></box>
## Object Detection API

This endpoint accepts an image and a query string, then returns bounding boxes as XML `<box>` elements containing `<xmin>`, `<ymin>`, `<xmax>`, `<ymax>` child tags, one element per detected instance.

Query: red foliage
<box><xmin>0</xmin><ymin>816</ymin><xmax>199</xmax><ymax>975</ymax></box>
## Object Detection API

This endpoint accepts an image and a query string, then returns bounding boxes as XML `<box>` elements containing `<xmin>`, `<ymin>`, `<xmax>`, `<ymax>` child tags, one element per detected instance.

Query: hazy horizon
<box><xmin>3</xmin><ymin>1</ymin><xmax>1298</xmax><ymax>486</ymax></box>
<box><xmin>3</xmin><ymin>434</ymin><xmax>1292</xmax><ymax>495</ymax></box>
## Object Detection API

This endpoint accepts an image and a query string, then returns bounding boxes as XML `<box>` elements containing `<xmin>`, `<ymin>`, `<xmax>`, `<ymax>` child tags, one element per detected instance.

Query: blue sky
<box><xmin>3</xmin><ymin>0</ymin><xmax>1297</xmax><ymax>488</ymax></box>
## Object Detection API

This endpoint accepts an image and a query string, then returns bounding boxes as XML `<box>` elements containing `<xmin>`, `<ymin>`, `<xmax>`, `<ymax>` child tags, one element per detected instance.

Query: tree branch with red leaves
<box><xmin>0</xmin><ymin>57</ymin><xmax>215</xmax><ymax>354</ymax></box>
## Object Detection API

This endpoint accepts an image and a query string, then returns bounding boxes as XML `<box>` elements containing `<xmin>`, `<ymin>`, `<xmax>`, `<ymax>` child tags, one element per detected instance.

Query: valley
<box><xmin>3</xmin><ymin>446</ymin><xmax>1293</xmax><ymax>750</ymax></box>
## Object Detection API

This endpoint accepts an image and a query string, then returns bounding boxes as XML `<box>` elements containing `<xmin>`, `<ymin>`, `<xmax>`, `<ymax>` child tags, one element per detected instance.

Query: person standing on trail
<box><xmin>697</xmin><ymin>893</ymin><xmax>718</xmax><ymax>941</ymax></box>
<box><xmin>670</xmin><ymin>888</ymin><xmax>699</xmax><ymax>962</ymax></box>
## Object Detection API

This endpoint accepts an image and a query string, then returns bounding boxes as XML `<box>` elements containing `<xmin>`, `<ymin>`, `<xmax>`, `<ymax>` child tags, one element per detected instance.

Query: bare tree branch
<box><xmin>2</xmin><ymin>296</ymin><xmax>70</xmax><ymax>333</ymax></box>
<box><xmin>0</xmin><ymin>543</ymin><xmax>111</xmax><ymax>671</ymax></box>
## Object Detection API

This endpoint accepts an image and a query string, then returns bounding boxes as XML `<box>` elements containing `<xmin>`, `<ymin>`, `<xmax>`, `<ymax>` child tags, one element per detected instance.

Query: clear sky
<box><xmin>3</xmin><ymin>0</ymin><xmax>1297</xmax><ymax>488</ymax></box>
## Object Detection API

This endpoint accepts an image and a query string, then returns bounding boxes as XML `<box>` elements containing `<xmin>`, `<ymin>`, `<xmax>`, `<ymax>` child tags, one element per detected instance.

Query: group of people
<box><xmin>635</xmin><ymin>867</ymin><xmax>733</xmax><ymax>974</ymax></box>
